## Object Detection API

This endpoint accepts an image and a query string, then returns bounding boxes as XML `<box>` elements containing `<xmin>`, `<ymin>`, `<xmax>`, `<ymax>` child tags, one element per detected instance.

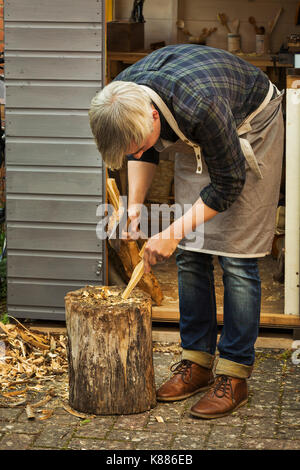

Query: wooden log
<box><xmin>65</xmin><ymin>285</ymin><xmax>157</xmax><ymax>415</ymax></box>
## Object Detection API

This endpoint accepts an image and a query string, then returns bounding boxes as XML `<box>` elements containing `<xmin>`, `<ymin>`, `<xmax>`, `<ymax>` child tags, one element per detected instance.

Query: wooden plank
<box><xmin>5</xmin><ymin>54</ymin><xmax>102</xmax><ymax>80</ymax></box>
<box><xmin>260</xmin><ymin>314</ymin><xmax>300</xmax><ymax>327</ymax></box>
<box><xmin>5</xmin><ymin>24</ymin><xmax>102</xmax><ymax>52</ymax></box>
<box><xmin>5</xmin><ymin>0</ymin><xmax>103</xmax><ymax>22</ymax></box>
<box><xmin>6</xmin><ymin>169</ymin><xmax>102</xmax><ymax>196</ymax></box>
<box><xmin>7</xmin><ymin>280</ymin><xmax>91</xmax><ymax>308</ymax></box>
<box><xmin>6</xmin><ymin>197</ymin><xmax>102</xmax><ymax>224</ymax></box>
<box><xmin>27</xmin><ymin>322</ymin><xmax>67</xmax><ymax>335</ymax></box>
<box><xmin>6</xmin><ymin>111</ymin><xmax>93</xmax><ymax>138</ymax></box>
<box><xmin>151</xmin><ymin>304</ymin><xmax>300</xmax><ymax>328</ymax></box>
<box><xmin>152</xmin><ymin>305</ymin><xmax>180</xmax><ymax>322</ymax></box>
<box><xmin>6</xmin><ymin>83</ymin><xmax>101</xmax><ymax>110</ymax></box>
<box><xmin>7</xmin><ymin>253</ymin><xmax>103</xmax><ymax>281</ymax></box>
<box><xmin>5</xmin><ymin>139</ymin><xmax>102</xmax><ymax>167</ymax></box>
<box><xmin>7</xmin><ymin>224</ymin><xmax>102</xmax><ymax>252</ymax></box>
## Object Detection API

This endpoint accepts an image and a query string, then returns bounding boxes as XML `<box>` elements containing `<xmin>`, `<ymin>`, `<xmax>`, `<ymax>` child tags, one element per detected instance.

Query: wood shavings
<box><xmin>0</xmin><ymin>318</ymin><xmax>70</xmax><ymax>421</ymax></box>
<box><xmin>153</xmin><ymin>342</ymin><xmax>182</xmax><ymax>354</ymax></box>
<box><xmin>1</xmin><ymin>398</ymin><xmax>27</xmax><ymax>408</ymax></box>
<box><xmin>25</xmin><ymin>404</ymin><xmax>36</xmax><ymax>420</ymax></box>
<box><xmin>62</xmin><ymin>403</ymin><xmax>96</xmax><ymax>420</ymax></box>
<box><xmin>2</xmin><ymin>388</ymin><xmax>27</xmax><ymax>397</ymax></box>
<box><xmin>155</xmin><ymin>416</ymin><xmax>164</xmax><ymax>423</ymax></box>
<box><xmin>38</xmin><ymin>409</ymin><xmax>54</xmax><ymax>420</ymax></box>
<box><xmin>31</xmin><ymin>394</ymin><xmax>53</xmax><ymax>409</ymax></box>
<box><xmin>70</xmin><ymin>285</ymin><xmax>146</xmax><ymax>308</ymax></box>
<box><xmin>0</xmin><ymin>317</ymin><xmax>68</xmax><ymax>395</ymax></box>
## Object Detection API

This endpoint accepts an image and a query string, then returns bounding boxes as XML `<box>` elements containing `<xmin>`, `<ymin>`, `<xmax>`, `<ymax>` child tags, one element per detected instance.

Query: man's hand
<box><xmin>121</xmin><ymin>205</ymin><xmax>144</xmax><ymax>240</ymax></box>
<box><xmin>143</xmin><ymin>230</ymin><xmax>180</xmax><ymax>273</ymax></box>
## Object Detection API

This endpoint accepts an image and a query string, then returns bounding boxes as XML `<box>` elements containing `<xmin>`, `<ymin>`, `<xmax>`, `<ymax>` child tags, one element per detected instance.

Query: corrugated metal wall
<box><xmin>4</xmin><ymin>0</ymin><xmax>106</xmax><ymax>320</ymax></box>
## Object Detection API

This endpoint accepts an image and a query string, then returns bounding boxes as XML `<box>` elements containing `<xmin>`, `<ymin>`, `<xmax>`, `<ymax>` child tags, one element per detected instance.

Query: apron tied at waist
<box><xmin>139</xmin><ymin>81</ymin><xmax>277</xmax><ymax>179</ymax></box>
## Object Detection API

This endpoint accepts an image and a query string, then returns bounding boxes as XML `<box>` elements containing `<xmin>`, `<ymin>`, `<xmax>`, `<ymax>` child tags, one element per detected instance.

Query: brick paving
<box><xmin>0</xmin><ymin>347</ymin><xmax>299</xmax><ymax>451</ymax></box>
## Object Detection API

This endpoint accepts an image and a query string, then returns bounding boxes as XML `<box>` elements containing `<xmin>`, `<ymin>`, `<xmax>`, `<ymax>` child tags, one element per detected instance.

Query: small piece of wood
<box><xmin>65</xmin><ymin>285</ymin><xmax>157</xmax><ymax>415</ymax></box>
<box><xmin>25</xmin><ymin>405</ymin><xmax>36</xmax><ymax>420</ymax></box>
<box><xmin>122</xmin><ymin>243</ymin><xmax>146</xmax><ymax>300</ymax></box>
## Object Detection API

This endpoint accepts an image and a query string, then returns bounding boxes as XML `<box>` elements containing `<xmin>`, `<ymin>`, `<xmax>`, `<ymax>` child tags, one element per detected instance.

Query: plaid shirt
<box><xmin>116</xmin><ymin>44</ymin><xmax>270</xmax><ymax>212</ymax></box>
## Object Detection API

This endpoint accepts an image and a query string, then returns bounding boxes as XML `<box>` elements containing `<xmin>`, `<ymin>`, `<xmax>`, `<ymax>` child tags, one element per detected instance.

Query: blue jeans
<box><xmin>176</xmin><ymin>248</ymin><xmax>261</xmax><ymax>372</ymax></box>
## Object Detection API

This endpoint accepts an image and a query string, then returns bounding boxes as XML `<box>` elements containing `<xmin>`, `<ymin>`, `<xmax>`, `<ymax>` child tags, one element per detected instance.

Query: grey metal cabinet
<box><xmin>5</xmin><ymin>0</ymin><xmax>106</xmax><ymax>320</ymax></box>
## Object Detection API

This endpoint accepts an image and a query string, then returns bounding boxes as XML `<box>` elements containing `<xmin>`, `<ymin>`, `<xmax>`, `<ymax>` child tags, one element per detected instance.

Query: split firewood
<box><xmin>122</xmin><ymin>243</ymin><xmax>146</xmax><ymax>299</ymax></box>
<box><xmin>106</xmin><ymin>178</ymin><xmax>163</xmax><ymax>305</ymax></box>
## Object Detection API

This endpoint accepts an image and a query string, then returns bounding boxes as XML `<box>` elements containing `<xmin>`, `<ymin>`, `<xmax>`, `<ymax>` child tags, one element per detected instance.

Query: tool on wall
<box><xmin>232</xmin><ymin>18</ymin><xmax>240</xmax><ymax>34</ymax></box>
<box><xmin>217</xmin><ymin>13</ymin><xmax>231</xmax><ymax>33</ymax></box>
<box><xmin>248</xmin><ymin>16</ymin><xmax>260</xmax><ymax>34</ymax></box>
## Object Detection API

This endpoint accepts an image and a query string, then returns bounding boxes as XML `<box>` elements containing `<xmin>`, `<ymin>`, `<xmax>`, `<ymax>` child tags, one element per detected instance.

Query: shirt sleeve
<box><xmin>188</xmin><ymin>96</ymin><xmax>246</xmax><ymax>213</ymax></box>
<box><xmin>127</xmin><ymin>147</ymin><xmax>160</xmax><ymax>165</ymax></box>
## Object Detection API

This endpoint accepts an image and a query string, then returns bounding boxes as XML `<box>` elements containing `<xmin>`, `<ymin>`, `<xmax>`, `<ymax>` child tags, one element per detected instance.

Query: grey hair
<box><xmin>89</xmin><ymin>81</ymin><xmax>154</xmax><ymax>170</ymax></box>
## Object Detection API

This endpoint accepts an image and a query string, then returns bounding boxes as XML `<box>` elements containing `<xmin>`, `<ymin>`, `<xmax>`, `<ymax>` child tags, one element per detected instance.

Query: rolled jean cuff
<box><xmin>216</xmin><ymin>357</ymin><xmax>253</xmax><ymax>379</ymax></box>
<box><xmin>182</xmin><ymin>349</ymin><xmax>215</xmax><ymax>370</ymax></box>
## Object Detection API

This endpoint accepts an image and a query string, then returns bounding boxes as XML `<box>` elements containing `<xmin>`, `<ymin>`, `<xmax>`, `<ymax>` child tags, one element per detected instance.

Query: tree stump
<box><xmin>65</xmin><ymin>285</ymin><xmax>157</xmax><ymax>415</ymax></box>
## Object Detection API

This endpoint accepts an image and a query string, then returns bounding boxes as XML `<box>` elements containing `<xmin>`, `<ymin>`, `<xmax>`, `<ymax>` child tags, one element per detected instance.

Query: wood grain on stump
<box><xmin>65</xmin><ymin>285</ymin><xmax>157</xmax><ymax>415</ymax></box>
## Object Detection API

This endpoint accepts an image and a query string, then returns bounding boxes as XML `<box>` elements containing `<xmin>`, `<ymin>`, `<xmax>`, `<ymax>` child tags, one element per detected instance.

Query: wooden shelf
<box><xmin>107</xmin><ymin>50</ymin><xmax>293</xmax><ymax>83</ymax></box>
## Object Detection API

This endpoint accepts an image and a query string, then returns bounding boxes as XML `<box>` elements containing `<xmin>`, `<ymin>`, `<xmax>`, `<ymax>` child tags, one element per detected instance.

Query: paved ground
<box><xmin>0</xmin><ymin>345</ymin><xmax>299</xmax><ymax>451</ymax></box>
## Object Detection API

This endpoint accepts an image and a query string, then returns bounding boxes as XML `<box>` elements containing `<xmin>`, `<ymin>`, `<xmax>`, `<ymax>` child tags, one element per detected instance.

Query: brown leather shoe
<box><xmin>190</xmin><ymin>374</ymin><xmax>248</xmax><ymax>419</ymax></box>
<box><xmin>156</xmin><ymin>359</ymin><xmax>214</xmax><ymax>402</ymax></box>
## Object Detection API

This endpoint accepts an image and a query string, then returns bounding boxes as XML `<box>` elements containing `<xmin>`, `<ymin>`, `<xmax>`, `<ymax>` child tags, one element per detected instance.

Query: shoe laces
<box><xmin>211</xmin><ymin>375</ymin><xmax>234</xmax><ymax>401</ymax></box>
<box><xmin>170</xmin><ymin>359</ymin><xmax>193</xmax><ymax>384</ymax></box>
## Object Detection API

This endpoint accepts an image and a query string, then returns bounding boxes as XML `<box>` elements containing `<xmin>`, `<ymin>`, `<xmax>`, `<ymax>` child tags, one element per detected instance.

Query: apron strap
<box><xmin>140</xmin><ymin>81</ymin><xmax>276</xmax><ymax>180</ymax></box>
<box><xmin>139</xmin><ymin>84</ymin><xmax>203</xmax><ymax>174</ymax></box>
<box><xmin>237</xmin><ymin>81</ymin><xmax>275</xmax><ymax>136</ymax></box>
<box><xmin>237</xmin><ymin>81</ymin><xmax>275</xmax><ymax>179</ymax></box>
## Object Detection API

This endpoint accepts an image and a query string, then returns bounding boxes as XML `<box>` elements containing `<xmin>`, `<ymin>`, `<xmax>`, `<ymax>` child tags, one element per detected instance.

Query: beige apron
<box><xmin>140</xmin><ymin>83</ymin><xmax>284</xmax><ymax>257</ymax></box>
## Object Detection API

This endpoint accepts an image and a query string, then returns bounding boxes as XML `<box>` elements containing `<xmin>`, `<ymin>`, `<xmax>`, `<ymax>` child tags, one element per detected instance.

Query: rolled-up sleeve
<box><xmin>189</xmin><ymin>96</ymin><xmax>246</xmax><ymax>213</ymax></box>
<box><xmin>127</xmin><ymin>147</ymin><xmax>160</xmax><ymax>165</ymax></box>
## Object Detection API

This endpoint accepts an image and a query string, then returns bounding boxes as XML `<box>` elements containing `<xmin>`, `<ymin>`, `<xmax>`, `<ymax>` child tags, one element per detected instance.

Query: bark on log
<box><xmin>65</xmin><ymin>285</ymin><xmax>157</xmax><ymax>415</ymax></box>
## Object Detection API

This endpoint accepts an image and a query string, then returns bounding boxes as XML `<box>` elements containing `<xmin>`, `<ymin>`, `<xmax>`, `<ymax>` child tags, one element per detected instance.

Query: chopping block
<box><xmin>65</xmin><ymin>285</ymin><xmax>157</xmax><ymax>415</ymax></box>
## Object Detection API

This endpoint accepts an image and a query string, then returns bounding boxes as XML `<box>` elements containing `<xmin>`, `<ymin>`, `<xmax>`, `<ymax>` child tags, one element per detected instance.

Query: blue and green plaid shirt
<box><xmin>116</xmin><ymin>44</ymin><xmax>270</xmax><ymax>212</ymax></box>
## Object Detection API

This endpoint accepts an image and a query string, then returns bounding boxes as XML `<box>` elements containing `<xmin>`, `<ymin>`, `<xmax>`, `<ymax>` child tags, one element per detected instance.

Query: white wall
<box><xmin>115</xmin><ymin>0</ymin><xmax>300</xmax><ymax>53</ymax></box>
